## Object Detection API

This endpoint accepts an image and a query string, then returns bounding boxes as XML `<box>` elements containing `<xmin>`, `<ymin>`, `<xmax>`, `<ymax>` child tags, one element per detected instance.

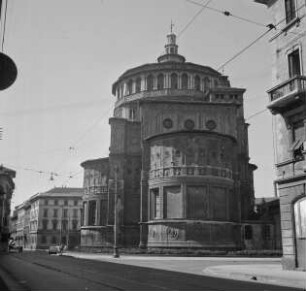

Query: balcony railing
<box><xmin>149</xmin><ymin>165</ymin><xmax>233</xmax><ymax>180</ymax></box>
<box><xmin>84</xmin><ymin>186</ymin><xmax>108</xmax><ymax>195</ymax></box>
<box><xmin>267</xmin><ymin>76</ymin><xmax>306</xmax><ymax>112</ymax></box>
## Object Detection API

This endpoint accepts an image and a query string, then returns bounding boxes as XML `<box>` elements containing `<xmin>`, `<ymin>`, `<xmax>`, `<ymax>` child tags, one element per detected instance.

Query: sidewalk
<box><xmin>64</xmin><ymin>251</ymin><xmax>306</xmax><ymax>290</ymax></box>
<box><xmin>203</xmin><ymin>263</ymin><xmax>306</xmax><ymax>290</ymax></box>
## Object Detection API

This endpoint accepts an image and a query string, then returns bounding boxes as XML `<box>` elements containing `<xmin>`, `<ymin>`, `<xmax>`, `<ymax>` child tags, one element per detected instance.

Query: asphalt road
<box><xmin>0</xmin><ymin>252</ymin><xmax>302</xmax><ymax>291</ymax></box>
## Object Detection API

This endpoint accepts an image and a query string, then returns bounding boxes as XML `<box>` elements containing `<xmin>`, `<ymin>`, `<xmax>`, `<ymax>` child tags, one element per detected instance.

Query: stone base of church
<box><xmin>80</xmin><ymin>225</ymin><xmax>140</xmax><ymax>249</ymax></box>
<box><xmin>146</xmin><ymin>220</ymin><xmax>242</xmax><ymax>249</ymax></box>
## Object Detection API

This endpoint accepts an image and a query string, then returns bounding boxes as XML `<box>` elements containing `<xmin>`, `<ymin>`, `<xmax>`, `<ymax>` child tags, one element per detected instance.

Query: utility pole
<box><xmin>66</xmin><ymin>207</ymin><xmax>69</xmax><ymax>249</ymax></box>
<box><xmin>59</xmin><ymin>206</ymin><xmax>63</xmax><ymax>246</ymax></box>
<box><xmin>113</xmin><ymin>166</ymin><xmax>119</xmax><ymax>258</ymax></box>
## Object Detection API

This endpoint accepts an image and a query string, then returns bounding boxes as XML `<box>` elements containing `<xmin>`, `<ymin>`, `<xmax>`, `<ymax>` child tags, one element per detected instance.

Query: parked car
<box><xmin>8</xmin><ymin>238</ymin><xmax>23</xmax><ymax>253</ymax></box>
<box><xmin>48</xmin><ymin>245</ymin><xmax>60</xmax><ymax>255</ymax></box>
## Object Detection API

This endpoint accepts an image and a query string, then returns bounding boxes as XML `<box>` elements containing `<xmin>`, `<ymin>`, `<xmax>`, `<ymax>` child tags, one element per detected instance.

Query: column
<box><xmin>84</xmin><ymin>201</ymin><xmax>89</xmax><ymax>226</ymax></box>
<box><xmin>96</xmin><ymin>199</ymin><xmax>101</xmax><ymax>226</ymax></box>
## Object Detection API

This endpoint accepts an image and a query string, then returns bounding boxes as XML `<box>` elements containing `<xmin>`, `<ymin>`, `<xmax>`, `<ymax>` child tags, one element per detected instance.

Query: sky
<box><xmin>0</xmin><ymin>0</ymin><xmax>275</xmax><ymax>209</ymax></box>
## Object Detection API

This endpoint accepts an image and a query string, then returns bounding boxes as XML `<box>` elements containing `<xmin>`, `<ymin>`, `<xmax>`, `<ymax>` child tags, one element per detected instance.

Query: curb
<box><xmin>203</xmin><ymin>266</ymin><xmax>306</xmax><ymax>290</ymax></box>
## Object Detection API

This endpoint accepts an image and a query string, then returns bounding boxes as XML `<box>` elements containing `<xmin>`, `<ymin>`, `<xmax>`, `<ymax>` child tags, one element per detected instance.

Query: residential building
<box><xmin>12</xmin><ymin>187</ymin><xmax>83</xmax><ymax>250</ymax></box>
<box><xmin>255</xmin><ymin>0</ymin><xmax>306</xmax><ymax>270</ymax></box>
<box><xmin>0</xmin><ymin>166</ymin><xmax>16</xmax><ymax>252</ymax></box>
<box><xmin>80</xmin><ymin>32</ymin><xmax>279</xmax><ymax>252</ymax></box>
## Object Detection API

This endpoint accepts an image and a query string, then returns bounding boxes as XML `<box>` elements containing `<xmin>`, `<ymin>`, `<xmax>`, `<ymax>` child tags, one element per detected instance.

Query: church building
<box><xmin>80</xmin><ymin>32</ymin><xmax>261</xmax><ymax>251</ymax></box>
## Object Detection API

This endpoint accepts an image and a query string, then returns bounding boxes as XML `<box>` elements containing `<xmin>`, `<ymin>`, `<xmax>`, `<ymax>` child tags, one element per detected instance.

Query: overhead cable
<box><xmin>217</xmin><ymin>27</ymin><xmax>274</xmax><ymax>71</ymax></box>
<box><xmin>178</xmin><ymin>0</ymin><xmax>214</xmax><ymax>38</ymax></box>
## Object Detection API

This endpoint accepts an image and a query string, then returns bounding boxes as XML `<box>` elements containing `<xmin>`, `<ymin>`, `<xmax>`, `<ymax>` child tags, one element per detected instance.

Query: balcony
<box><xmin>149</xmin><ymin>165</ymin><xmax>233</xmax><ymax>181</ymax></box>
<box><xmin>267</xmin><ymin>76</ymin><xmax>306</xmax><ymax>114</ymax></box>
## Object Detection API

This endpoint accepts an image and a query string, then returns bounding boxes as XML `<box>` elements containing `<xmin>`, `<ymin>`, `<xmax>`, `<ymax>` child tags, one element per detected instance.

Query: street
<box><xmin>0</xmin><ymin>252</ymin><xmax>302</xmax><ymax>291</ymax></box>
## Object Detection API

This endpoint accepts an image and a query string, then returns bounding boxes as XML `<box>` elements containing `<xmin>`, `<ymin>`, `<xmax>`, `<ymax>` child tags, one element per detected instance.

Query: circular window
<box><xmin>163</xmin><ymin>118</ymin><xmax>173</xmax><ymax>129</ymax></box>
<box><xmin>184</xmin><ymin>119</ymin><xmax>195</xmax><ymax>130</ymax></box>
<box><xmin>206</xmin><ymin>120</ymin><xmax>216</xmax><ymax>130</ymax></box>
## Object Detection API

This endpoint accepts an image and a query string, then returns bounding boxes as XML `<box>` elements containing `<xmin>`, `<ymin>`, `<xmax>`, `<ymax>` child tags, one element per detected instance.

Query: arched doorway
<box><xmin>294</xmin><ymin>196</ymin><xmax>306</xmax><ymax>270</ymax></box>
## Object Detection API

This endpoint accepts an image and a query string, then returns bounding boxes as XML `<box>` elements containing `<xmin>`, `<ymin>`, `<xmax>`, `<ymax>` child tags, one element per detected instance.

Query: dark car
<box><xmin>8</xmin><ymin>239</ymin><xmax>23</xmax><ymax>253</ymax></box>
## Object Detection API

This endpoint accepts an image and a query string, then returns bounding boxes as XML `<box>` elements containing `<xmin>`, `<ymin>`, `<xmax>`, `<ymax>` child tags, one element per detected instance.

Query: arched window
<box><xmin>147</xmin><ymin>74</ymin><xmax>153</xmax><ymax>91</ymax></box>
<box><xmin>195</xmin><ymin>75</ymin><xmax>201</xmax><ymax>91</ymax></box>
<box><xmin>127</xmin><ymin>79</ymin><xmax>133</xmax><ymax>95</ymax></box>
<box><xmin>120</xmin><ymin>84</ymin><xmax>124</xmax><ymax>98</ymax></box>
<box><xmin>157</xmin><ymin>74</ymin><xmax>164</xmax><ymax>90</ymax></box>
<box><xmin>171</xmin><ymin>73</ymin><xmax>178</xmax><ymax>89</ymax></box>
<box><xmin>182</xmin><ymin>73</ymin><xmax>188</xmax><ymax>89</ymax></box>
<box><xmin>204</xmin><ymin>77</ymin><xmax>210</xmax><ymax>89</ymax></box>
<box><xmin>136</xmin><ymin>77</ymin><xmax>141</xmax><ymax>93</ymax></box>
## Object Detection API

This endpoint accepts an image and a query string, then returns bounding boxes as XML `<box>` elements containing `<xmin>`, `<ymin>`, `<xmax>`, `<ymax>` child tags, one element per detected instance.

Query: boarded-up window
<box><xmin>165</xmin><ymin>186</ymin><xmax>182</xmax><ymax>218</ymax></box>
<box><xmin>244</xmin><ymin>225</ymin><xmax>253</xmax><ymax>240</ymax></box>
<box><xmin>212</xmin><ymin>187</ymin><xmax>227</xmax><ymax>220</ymax></box>
<box><xmin>88</xmin><ymin>201</ymin><xmax>96</xmax><ymax>226</ymax></box>
<box><xmin>150</xmin><ymin>188</ymin><xmax>160</xmax><ymax>219</ymax></box>
<box><xmin>100</xmin><ymin>199</ymin><xmax>108</xmax><ymax>225</ymax></box>
<box><xmin>187</xmin><ymin>186</ymin><xmax>208</xmax><ymax>219</ymax></box>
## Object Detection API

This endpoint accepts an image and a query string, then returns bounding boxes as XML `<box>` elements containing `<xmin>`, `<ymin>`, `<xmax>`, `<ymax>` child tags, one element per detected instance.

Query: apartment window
<box><xmin>63</xmin><ymin>208</ymin><xmax>68</xmax><ymax>218</ymax></box>
<box><xmin>64</xmin><ymin>200</ymin><xmax>68</xmax><ymax>206</ymax></box>
<box><xmin>288</xmin><ymin>49</ymin><xmax>301</xmax><ymax>77</ymax></box>
<box><xmin>52</xmin><ymin>220</ymin><xmax>58</xmax><ymax>230</ymax></box>
<box><xmin>73</xmin><ymin>209</ymin><xmax>78</xmax><ymax>218</ymax></box>
<box><xmin>291</xmin><ymin>120</ymin><xmax>304</xmax><ymax>160</ymax></box>
<box><xmin>43</xmin><ymin>209</ymin><xmax>48</xmax><ymax>218</ymax></box>
<box><xmin>72</xmin><ymin>220</ymin><xmax>78</xmax><ymax>230</ymax></box>
<box><xmin>285</xmin><ymin>0</ymin><xmax>296</xmax><ymax>23</ymax></box>
<box><xmin>44</xmin><ymin>199</ymin><xmax>48</xmax><ymax>206</ymax></box>
<box><xmin>42</xmin><ymin>220</ymin><xmax>48</xmax><ymax>230</ymax></box>
<box><xmin>41</xmin><ymin>235</ymin><xmax>47</xmax><ymax>244</ymax></box>
<box><xmin>62</xmin><ymin>220</ymin><xmax>68</xmax><ymax>231</ymax></box>
<box><xmin>53</xmin><ymin>209</ymin><xmax>58</xmax><ymax>218</ymax></box>
<box><xmin>74</xmin><ymin>200</ymin><xmax>78</xmax><ymax>206</ymax></box>
<box><xmin>54</xmin><ymin>200</ymin><xmax>58</xmax><ymax>206</ymax></box>
<box><xmin>51</xmin><ymin>236</ymin><xmax>57</xmax><ymax>244</ymax></box>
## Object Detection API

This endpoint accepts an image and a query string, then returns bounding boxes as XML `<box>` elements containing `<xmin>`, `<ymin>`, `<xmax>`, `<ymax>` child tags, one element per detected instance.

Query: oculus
<box><xmin>163</xmin><ymin>118</ymin><xmax>173</xmax><ymax>129</ymax></box>
<box><xmin>206</xmin><ymin>120</ymin><xmax>216</xmax><ymax>130</ymax></box>
<box><xmin>184</xmin><ymin>119</ymin><xmax>195</xmax><ymax>130</ymax></box>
